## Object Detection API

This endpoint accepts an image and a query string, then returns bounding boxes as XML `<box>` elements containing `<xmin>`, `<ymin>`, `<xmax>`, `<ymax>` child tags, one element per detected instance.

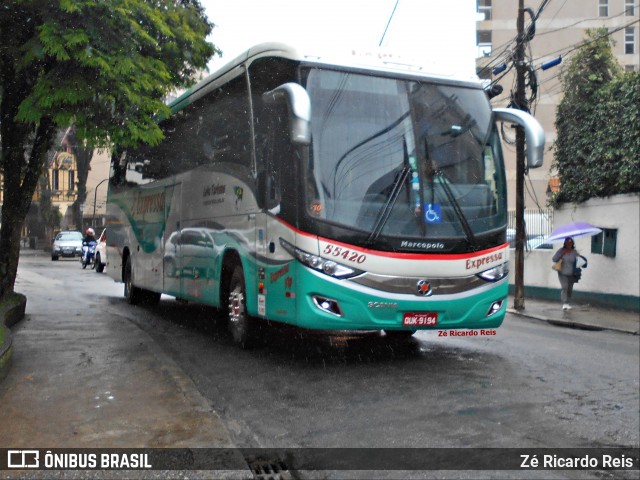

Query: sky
<box><xmin>199</xmin><ymin>0</ymin><xmax>478</xmax><ymax>78</ymax></box>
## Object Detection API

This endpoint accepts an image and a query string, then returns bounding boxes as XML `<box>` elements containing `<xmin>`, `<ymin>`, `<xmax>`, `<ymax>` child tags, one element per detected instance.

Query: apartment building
<box><xmin>476</xmin><ymin>0</ymin><xmax>639</xmax><ymax>209</ymax></box>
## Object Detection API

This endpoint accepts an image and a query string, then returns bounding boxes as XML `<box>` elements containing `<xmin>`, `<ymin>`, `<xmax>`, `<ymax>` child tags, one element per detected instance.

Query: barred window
<box><xmin>477</xmin><ymin>0</ymin><xmax>492</xmax><ymax>20</ymax></box>
<box><xmin>625</xmin><ymin>0</ymin><xmax>635</xmax><ymax>16</ymax></box>
<box><xmin>625</xmin><ymin>27</ymin><xmax>635</xmax><ymax>55</ymax></box>
<box><xmin>599</xmin><ymin>0</ymin><xmax>608</xmax><ymax>17</ymax></box>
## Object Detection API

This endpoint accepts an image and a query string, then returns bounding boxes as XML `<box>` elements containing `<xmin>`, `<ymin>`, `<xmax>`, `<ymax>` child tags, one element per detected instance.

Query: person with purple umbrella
<box><xmin>552</xmin><ymin>237</ymin><xmax>586</xmax><ymax>310</ymax></box>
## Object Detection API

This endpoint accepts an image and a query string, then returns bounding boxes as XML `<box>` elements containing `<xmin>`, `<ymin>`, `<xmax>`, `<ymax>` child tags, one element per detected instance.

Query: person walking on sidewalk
<box><xmin>552</xmin><ymin>237</ymin><xmax>584</xmax><ymax>310</ymax></box>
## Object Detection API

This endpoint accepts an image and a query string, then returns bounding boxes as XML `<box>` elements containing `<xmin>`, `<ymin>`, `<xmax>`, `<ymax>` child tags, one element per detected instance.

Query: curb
<box><xmin>0</xmin><ymin>292</ymin><xmax>27</xmax><ymax>383</ymax></box>
<box><xmin>507</xmin><ymin>308</ymin><xmax>639</xmax><ymax>335</ymax></box>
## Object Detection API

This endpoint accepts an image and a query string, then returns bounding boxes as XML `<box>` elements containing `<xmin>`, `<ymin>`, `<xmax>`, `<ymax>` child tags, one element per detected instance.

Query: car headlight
<box><xmin>279</xmin><ymin>238</ymin><xmax>362</xmax><ymax>279</ymax></box>
<box><xmin>477</xmin><ymin>262</ymin><xmax>509</xmax><ymax>282</ymax></box>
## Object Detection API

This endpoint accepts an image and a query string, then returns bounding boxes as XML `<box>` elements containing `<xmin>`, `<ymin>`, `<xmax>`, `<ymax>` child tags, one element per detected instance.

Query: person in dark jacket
<box><xmin>84</xmin><ymin>228</ymin><xmax>96</xmax><ymax>244</ymax></box>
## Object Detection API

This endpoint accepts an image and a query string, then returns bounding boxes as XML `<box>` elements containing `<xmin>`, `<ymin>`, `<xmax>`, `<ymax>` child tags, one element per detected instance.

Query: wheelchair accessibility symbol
<box><xmin>425</xmin><ymin>203</ymin><xmax>441</xmax><ymax>223</ymax></box>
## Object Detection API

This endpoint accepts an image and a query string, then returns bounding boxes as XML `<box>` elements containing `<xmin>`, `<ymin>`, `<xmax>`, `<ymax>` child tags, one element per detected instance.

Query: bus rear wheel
<box><xmin>226</xmin><ymin>265</ymin><xmax>258</xmax><ymax>349</ymax></box>
<box><xmin>124</xmin><ymin>257</ymin><xmax>161</xmax><ymax>306</ymax></box>
<box><xmin>124</xmin><ymin>256</ymin><xmax>143</xmax><ymax>305</ymax></box>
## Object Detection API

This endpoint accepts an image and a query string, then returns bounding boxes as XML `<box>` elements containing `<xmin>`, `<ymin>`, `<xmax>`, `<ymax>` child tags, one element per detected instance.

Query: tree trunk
<box><xmin>71</xmin><ymin>141</ymin><xmax>93</xmax><ymax>229</ymax></box>
<box><xmin>0</xmin><ymin>117</ymin><xmax>56</xmax><ymax>299</ymax></box>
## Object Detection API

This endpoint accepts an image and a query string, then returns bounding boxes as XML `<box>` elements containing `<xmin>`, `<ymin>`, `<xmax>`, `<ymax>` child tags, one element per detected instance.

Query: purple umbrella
<box><xmin>545</xmin><ymin>221</ymin><xmax>602</xmax><ymax>243</ymax></box>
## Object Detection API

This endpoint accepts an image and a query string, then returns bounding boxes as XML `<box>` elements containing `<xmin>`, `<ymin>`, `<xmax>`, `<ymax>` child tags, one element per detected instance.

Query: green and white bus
<box><xmin>106</xmin><ymin>43</ymin><xmax>544</xmax><ymax>347</ymax></box>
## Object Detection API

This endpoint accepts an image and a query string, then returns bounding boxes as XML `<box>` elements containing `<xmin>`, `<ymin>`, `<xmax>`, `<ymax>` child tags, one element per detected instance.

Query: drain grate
<box><xmin>247</xmin><ymin>458</ymin><xmax>292</xmax><ymax>480</ymax></box>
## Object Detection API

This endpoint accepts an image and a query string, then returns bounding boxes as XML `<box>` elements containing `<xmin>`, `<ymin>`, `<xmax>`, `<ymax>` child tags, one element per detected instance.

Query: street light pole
<box><xmin>92</xmin><ymin>178</ymin><xmax>109</xmax><ymax>229</ymax></box>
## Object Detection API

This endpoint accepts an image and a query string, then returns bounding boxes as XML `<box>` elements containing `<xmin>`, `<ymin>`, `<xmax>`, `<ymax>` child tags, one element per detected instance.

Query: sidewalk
<box><xmin>1</xmin><ymin>248</ymin><xmax>252</xmax><ymax>478</ymax></box>
<box><xmin>507</xmin><ymin>295</ymin><xmax>639</xmax><ymax>335</ymax></box>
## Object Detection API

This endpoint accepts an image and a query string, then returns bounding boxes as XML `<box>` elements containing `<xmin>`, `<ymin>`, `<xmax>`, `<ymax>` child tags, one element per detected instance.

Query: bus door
<box><xmin>255</xmin><ymin>108</ymin><xmax>298</xmax><ymax>323</ymax></box>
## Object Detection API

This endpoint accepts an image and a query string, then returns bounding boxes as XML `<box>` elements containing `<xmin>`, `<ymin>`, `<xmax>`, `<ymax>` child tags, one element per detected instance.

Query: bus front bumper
<box><xmin>293</xmin><ymin>268</ymin><xmax>508</xmax><ymax>332</ymax></box>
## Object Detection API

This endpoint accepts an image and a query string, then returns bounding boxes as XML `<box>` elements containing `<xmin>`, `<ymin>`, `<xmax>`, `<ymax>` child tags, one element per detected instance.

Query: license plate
<box><xmin>403</xmin><ymin>312</ymin><xmax>438</xmax><ymax>327</ymax></box>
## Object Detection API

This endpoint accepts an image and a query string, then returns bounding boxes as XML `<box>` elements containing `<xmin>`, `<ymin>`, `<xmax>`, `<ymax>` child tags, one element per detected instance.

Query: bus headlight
<box><xmin>477</xmin><ymin>262</ymin><xmax>509</xmax><ymax>282</ymax></box>
<box><xmin>280</xmin><ymin>239</ymin><xmax>362</xmax><ymax>279</ymax></box>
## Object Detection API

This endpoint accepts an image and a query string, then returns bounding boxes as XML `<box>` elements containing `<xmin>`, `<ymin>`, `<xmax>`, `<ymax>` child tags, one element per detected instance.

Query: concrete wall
<box><xmin>509</xmin><ymin>194</ymin><xmax>640</xmax><ymax>310</ymax></box>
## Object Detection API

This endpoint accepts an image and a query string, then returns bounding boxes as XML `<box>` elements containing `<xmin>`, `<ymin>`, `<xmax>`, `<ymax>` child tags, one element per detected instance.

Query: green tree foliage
<box><xmin>0</xmin><ymin>0</ymin><xmax>218</xmax><ymax>299</ymax></box>
<box><xmin>552</xmin><ymin>28</ymin><xmax>640</xmax><ymax>205</ymax></box>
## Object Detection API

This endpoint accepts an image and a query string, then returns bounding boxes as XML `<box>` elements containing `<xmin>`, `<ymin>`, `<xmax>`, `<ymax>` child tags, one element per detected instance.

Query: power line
<box><xmin>379</xmin><ymin>0</ymin><xmax>400</xmax><ymax>47</ymax></box>
<box><xmin>491</xmin><ymin>18</ymin><xmax>640</xmax><ymax>100</ymax></box>
<box><xmin>478</xmin><ymin>0</ymin><xmax>553</xmax><ymax>78</ymax></box>
<box><xmin>540</xmin><ymin>0</ymin><xmax>568</xmax><ymax>30</ymax></box>
<box><xmin>533</xmin><ymin>18</ymin><xmax>640</xmax><ymax>62</ymax></box>
<box><xmin>536</xmin><ymin>3</ymin><xmax>639</xmax><ymax>37</ymax></box>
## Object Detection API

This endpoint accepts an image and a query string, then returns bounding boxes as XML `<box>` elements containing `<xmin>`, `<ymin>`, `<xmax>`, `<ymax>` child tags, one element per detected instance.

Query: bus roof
<box><xmin>169</xmin><ymin>42</ymin><xmax>483</xmax><ymax>113</ymax></box>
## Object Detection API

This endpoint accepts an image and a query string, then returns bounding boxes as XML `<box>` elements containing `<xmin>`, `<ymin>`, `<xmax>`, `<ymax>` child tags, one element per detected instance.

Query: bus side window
<box><xmin>198</xmin><ymin>75</ymin><xmax>252</xmax><ymax>169</ymax></box>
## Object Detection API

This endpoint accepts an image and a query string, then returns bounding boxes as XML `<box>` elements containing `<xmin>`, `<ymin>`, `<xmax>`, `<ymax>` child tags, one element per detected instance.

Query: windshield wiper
<box><xmin>366</xmin><ymin>138</ymin><xmax>412</xmax><ymax>246</ymax></box>
<box><xmin>434</xmin><ymin>169</ymin><xmax>478</xmax><ymax>250</ymax></box>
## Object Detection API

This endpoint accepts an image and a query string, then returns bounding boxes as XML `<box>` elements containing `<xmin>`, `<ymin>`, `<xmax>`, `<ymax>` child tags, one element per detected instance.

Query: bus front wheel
<box><xmin>226</xmin><ymin>265</ymin><xmax>258</xmax><ymax>349</ymax></box>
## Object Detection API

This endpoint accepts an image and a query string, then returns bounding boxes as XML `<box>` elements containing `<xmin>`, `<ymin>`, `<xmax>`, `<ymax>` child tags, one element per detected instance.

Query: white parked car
<box><xmin>95</xmin><ymin>228</ymin><xmax>107</xmax><ymax>273</ymax></box>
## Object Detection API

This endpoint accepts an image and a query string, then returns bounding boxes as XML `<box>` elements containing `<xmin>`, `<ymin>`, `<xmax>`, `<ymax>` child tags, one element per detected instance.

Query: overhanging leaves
<box><xmin>552</xmin><ymin>28</ymin><xmax>640</xmax><ymax>205</ymax></box>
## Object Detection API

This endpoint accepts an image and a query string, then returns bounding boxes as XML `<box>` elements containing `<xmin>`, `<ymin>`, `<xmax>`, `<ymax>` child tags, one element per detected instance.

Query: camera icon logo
<box><xmin>7</xmin><ymin>450</ymin><xmax>39</xmax><ymax>468</ymax></box>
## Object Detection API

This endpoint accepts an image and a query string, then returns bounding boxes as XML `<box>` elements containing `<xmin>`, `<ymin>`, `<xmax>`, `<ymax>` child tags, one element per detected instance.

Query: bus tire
<box><xmin>226</xmin><ymin>265</ymin><xmax>258</xmax><ymax>349</ymax></box>
<box><xmin>141</xmin><ymin>290</ymin><xmax>161</xmax><ymax>306</ymax></box>
<box><xmin>124</xmin><ymin>256</ymin><xmax>144</xmax><ymax>305</ymax></box>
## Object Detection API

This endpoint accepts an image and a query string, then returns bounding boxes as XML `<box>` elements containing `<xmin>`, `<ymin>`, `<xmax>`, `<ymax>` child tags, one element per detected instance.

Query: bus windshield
<box><xmin>301</xmin><ymin>67</ymin><xmax>506</xmax><ymax>250</ymax></box>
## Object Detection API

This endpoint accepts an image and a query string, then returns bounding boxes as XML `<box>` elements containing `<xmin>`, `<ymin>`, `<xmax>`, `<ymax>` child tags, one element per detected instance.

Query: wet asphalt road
<box><xmin>121</xmin><ymin>299</ymin><xmax>639</xmax><ymax>450</ymax></box>
<box><xmin>13</xmin><ymin>253</ymin><xmax>640</xmax><ymax>476</ymax></box>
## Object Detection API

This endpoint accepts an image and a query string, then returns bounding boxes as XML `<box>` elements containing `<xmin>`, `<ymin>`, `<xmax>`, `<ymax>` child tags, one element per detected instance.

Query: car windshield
<box><xmin>301</xmin><ymin>68</ymin><xmax>507</xmax><ymax>248</ymax></box>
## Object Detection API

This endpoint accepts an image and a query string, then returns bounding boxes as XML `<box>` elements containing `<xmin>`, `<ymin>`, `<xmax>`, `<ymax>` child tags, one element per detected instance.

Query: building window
<box><xmin>624</xmin><ymin>64</ymin><xmax>637</xmax><ymax>72</ymax></box>
<box><xmin>68</xmin><ymin>170</ymin><xmax>75</xmax><ymax>192</ymax></box>
<box><xmin>51</xmin><ymin>169</ymin><xmax>59</xmax><ymax>191</ymax></box>
<box><xmin>477</xmin><ymin>30</ymin><xmax>492</xmax><ymax>57</ymax></box>
<box><xmin>478</xmin><ymin>0</ymin><xmax>492</xmax><ymax>20</ymax></box>
<box><xmin>625</xmin><ymin>0</ymin><xmax>635</xmax><ymax>16</ymax></box>
<box><xmin>591</xmin><ymin>228</ymin><xmax>617</xmax><ymax>257</ymax></box>
<box><xmin>625</xmin><ymin>27</ymin><xmax>635</xmax><ymax>54</ymax></box>
<box><xmin>599</xmin><ymin>0</ymin><xmax>608</xmax><ymax>17</ymax></box>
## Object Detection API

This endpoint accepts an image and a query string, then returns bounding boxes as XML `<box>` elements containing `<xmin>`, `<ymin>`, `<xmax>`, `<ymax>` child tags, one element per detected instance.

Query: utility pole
<box><xmin>513</xmin><ymin>0</ymin><xmax>527</xmax><ymax>310</ymax></box>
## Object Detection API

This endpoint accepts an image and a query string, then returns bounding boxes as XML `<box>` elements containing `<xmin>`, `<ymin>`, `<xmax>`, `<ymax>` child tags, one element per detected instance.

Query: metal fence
<box><xmin>507</xmin><ymin>209</ymin><xmax>554</xmax><ymax>250</ymax></box>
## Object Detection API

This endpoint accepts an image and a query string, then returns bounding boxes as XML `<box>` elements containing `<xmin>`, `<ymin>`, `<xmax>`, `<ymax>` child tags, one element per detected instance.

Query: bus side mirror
<box><xmin>493</xmin><ymin>108</ymin><xmax>545</xmax><ymax>168</ymax></box>
<box><xmin>263</xmin><ymin>82</ymin><xmax>311</xmax><ymax>145</ymax></box>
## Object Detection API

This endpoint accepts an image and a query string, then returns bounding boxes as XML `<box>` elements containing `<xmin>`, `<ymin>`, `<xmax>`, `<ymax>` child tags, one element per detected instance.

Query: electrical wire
<box><xmin>533</xmin><ymin>18</ymin><xmax>640</xmax><ymax>61</ymax></box>
<box><xmin>379</xmin><ymin>0</ymin><xmax>400</xmax><ymax>47</ymax></box>
<box><xmin>492</xmin><ymin>18</ymin><xmax>640</xmax><ymax>103</ymax></box>
<box><xmin>535</xmin><ymin>3</ymin><xmax>639</xmax><ymax>37</ymax></box>
<box><xmin>540</xmin><ymin>0</ymin><xmax>569</xmax><ymax>30</ymax></box>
